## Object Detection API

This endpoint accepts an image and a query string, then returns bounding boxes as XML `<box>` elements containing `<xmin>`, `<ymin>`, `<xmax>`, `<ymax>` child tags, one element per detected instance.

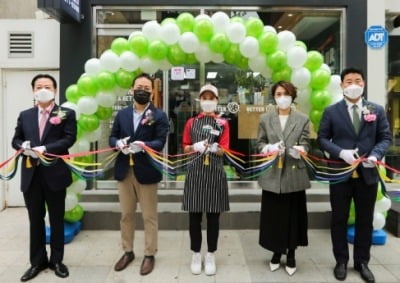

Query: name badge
<box><xmin>210</xmin><ymin>129</ymin><xmax>220</xmax><ymax>136</ymax></box>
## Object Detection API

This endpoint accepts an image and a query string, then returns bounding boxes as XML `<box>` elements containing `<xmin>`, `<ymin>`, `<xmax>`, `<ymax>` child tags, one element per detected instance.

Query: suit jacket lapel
<box><xmin>282</xmin><ymin>112</ymin><xmax>296</xmax><ymax>140</ymax></box>
<box><xmin>338</xmin><ymin>100</ymin><xmax>357</xmax><ymax>136</ymax></box>
<box><xmin>270</xmin><ymin>112</ymin><xmax>284</xmax><ymax>141</ymax></box>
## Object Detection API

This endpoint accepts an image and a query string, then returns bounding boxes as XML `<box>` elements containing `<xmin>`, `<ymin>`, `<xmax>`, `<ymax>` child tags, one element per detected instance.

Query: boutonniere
<box><xmin>361</xmin><ymin>105</ymin><xmax>376</xmax><ymax>122</ymax></box>
<box><xmin>215</xmin><ymin>118</ymin><xmax>227</xmax><ymax>127</ymax></box>
<box><xmin>141</xmin><ymin>109</ymin><xmax>155</xmax><ymax>126</ymax></box>
<box><xmin>49</xmin><ymin>109</ymin><xmax>67</xmax><ymax>125</ymax></box>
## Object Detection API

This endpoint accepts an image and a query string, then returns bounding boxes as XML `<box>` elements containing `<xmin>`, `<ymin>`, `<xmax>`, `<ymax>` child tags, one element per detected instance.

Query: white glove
<box><xmin>32</xmin><ymin>146</ymin><xmax>46</xmax><ymax>154</ymax></box>
<box><xmin>288</xmin><ymin>145</ymin><xmax>305</xmax><ymax>159</ymax></box>
<box><xmin>208</xmin><ymin>142</ymin><xmax>219</xmax><ymax>153</ymax></box>
<box><xmin>362</xmin><ymin>155</ymin><xmax>377</xmax><ymax>168</ymax></box>
<box><xmin>339</xmin><ymin>149</ymin><xmax>357</xmax><ymax>165</ymax></box>
<box><xmin>270</xmin><ymin>141</ymin><xmax>285</xmax><ymax>154</ymax></box>
<box><xmin>116</xmin><ymin>136</ymin><xmax>130</xmax><ymax>155</ymax></box>
<box><xmin>193</xmin><ymin>140</ymin><xmax>207</xmax><ymax>153</ymax></box>
<box><xmin>21</xmin><ymin>141</ymin><xmax>31</xmax><ymax>156</ymax></box>
<box><xmin>129</xmin><ymin>141</ymin><xmax>145</xmax><ymax>153</ymax></box>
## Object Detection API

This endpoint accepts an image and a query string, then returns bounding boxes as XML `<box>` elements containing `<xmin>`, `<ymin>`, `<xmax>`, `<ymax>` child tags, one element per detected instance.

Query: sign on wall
<box><xmin>365</xmin><ymin>25</ymin><xmax>388</xmax><ymax>49</ymax></box>
<box><xmin>38</xmin><ymin>0</ymin><xmax>82</xmax><ymax>23</ymax></box>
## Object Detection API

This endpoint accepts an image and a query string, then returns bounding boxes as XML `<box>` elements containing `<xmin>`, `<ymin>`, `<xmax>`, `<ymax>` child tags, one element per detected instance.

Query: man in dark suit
<box><xmin>109</xmin><ymin>73</ymin><xmax>169</xmax><ymax>275</ymax></box>
<box><xmin>12</xmin><ymin>74</ymin><xmax>76</xmax><ymax>281</ymax></box>
<box><xmin>318</xmin><ymin>67</ymin><xmax>391</xmax><ymax>283</ymax></box>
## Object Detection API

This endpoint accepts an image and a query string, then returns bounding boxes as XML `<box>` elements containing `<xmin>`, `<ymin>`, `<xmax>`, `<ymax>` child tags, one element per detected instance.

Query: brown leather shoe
<box><xmin>140</xmin><ymin>256</ymin><xmax>155</xmax><ymax>275</ymax></box>
<box><xmin>114</xmin><ymin>252</ymin><xmax>134</xmax><ymax>271</ymax></box>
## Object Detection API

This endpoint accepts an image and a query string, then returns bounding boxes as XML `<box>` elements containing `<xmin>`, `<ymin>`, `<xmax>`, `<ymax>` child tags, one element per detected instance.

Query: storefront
<box><xmin>38</xmin><ymin>0</ymin><xmax>400</xmax><ymax>188</ymax></box>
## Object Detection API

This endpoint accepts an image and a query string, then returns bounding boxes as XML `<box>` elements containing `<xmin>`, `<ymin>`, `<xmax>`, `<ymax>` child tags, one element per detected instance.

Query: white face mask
<box><xmin>275</xmin><ymin>95</ymin><xmax>292</xmax><ymax>110</ymax></box>
<box><xmin>34</xmin><ymin>89</ymin><xmax>55</xmax><ymax>103</ymax></box>
<box><xmin>200</xmin><ymin>100</ymin><xmax>217</xmax><ymax>113</ymax></box>
<box><xmin>343</xmin><ymin>84</ymin><xmax>363</xmax><ymax>100</ymax></box>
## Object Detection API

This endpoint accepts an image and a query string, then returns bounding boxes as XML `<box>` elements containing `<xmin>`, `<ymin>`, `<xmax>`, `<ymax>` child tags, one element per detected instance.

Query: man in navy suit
<box><xmin>12</xmin><ymin>74</ymin><xmax>76</xmax><ymax>281</ymax></box>
<box><xmin>109</xmin><ymin>73</ymin><xmax>169</xmax><ymax>275</ymax></box>
<box><xmin>318</xmin><ymin>67</ymin><xmax>391</xmax><ymax>283</ymax></box>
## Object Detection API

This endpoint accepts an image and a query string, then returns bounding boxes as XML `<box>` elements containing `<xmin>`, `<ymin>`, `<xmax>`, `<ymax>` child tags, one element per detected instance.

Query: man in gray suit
<box><xmin>317</xmin><ymin>67</ymin><xmax>391</xmax><ymax>283</ymax></box>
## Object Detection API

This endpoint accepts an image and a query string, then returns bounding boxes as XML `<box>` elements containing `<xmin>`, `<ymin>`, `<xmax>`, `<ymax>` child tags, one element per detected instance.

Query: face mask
<box><xmin>133</xmin><ymin>89</ymin><xmax>151</xmax><ymax>105</ymax></box>
<box><xmin>343</xmin><ymin>84</ymin><xmax>364</xmax><ymax>100</ymax></box>
<box><xmin>34</xmin><ymin>89</ymin><xmax>55</xmax><ymax>103</ymax></box>
<box><xmin>200</xmin><ymin>100</ymin><xmax>217</xmax><ymax>113</ymax></box>
<box><xmin>275</xmin><ymin>95</ymin><xmax>292</xmax><ymax>110</ymax></box>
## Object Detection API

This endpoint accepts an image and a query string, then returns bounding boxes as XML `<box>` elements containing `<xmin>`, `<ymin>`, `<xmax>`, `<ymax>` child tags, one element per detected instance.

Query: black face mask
<box><xmin>133</xmin><ymin>89</ymin><xmax>151</xmax><ymax>105</ymax></box>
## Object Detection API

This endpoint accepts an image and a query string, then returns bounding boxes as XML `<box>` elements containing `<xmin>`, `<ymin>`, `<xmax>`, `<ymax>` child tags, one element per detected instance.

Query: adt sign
<box><xmin>365</xmin><ymin>25</ymin><xmax>388</xmax><ymax>49</ymax></box>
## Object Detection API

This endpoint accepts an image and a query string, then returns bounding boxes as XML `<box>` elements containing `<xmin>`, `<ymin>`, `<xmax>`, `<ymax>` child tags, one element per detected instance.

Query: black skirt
<box><xmin>259</xmin><ymin>190</ymin><xmax>308</xmax><ymax>254</ymax></box>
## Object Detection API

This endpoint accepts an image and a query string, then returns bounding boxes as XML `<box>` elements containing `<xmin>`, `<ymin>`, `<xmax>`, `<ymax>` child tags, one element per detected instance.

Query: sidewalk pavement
<box><xmin>1</xmin><ymin>208</ymin><xmax>400</xmax><ymax>283</ymax></box>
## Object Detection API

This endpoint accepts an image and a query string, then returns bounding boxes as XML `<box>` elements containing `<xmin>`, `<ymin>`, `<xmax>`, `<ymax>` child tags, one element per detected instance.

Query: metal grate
<box><xmin>8</xmin><ymin>32</ymin><xmax>34</xmax><ymax>58</ymax></box>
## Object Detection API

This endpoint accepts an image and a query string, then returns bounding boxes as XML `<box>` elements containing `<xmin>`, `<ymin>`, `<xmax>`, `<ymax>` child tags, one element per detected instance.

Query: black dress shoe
<box><xmin>354</xmin><ymin>263</ymin><xmax>375</xmax><ymax>283</ymax></box>
<box><xmin>333</xmin><ymin>263</ymin><xmax>347</xmax><ymax>281</ymax></box>
<box><xmin>20</xmin><ymin>262</ymin><xmax>48</xmax><ymax>282</ymax></box>
<box><xmin>49</xmin><ymin>262</ymin><xmax>69</xmax><ymax>278</ymax></box>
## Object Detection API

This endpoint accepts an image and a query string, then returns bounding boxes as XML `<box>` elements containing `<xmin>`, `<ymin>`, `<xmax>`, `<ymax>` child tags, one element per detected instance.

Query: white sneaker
<box><xmin>190</xmin><ymin>253</ymin><xmax>202</xmax><ymax>275</ymax></box>
<box><xmin>204</xmin><ymin>252</ymin><xmax>216</xmax><ymax>276</ymax></box>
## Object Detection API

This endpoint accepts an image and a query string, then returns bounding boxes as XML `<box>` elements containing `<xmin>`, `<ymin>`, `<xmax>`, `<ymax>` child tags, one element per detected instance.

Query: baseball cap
<box><xmin>199</xmin><ymin>84</ymin><xmax>218</xmax><ymax>98</ymax></box>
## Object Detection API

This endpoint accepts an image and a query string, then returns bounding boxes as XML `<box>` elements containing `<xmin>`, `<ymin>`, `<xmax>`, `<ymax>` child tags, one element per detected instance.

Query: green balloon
<box><xmin>267</xmin><ymin>50</ymin><xmax>287</xmax><ymax>71</ymax></box>
<box><xmin>310</xmin><ymin>69</ymin><xmax>331</xmax><ymax>90</ymax></box>
<box><xmin>115</xmin><ymin>69</ymin><xmax>135</xmax><ymax>89</ymax></box>
<box><xmin>64</xmin><ymin>204</ymin><xmax>84</xmax><ymax>223</ymax></box>
<box><xmin>76</xmin><ymin>124</ymin><xmax>84</xmax><ymax>140</ymax></box>
<box><xmin>65</xmin><ymin>84</ymin><xmax>82</xmax><ymax>103</ymax></box>
<box><xmin>230</xmin><ymin>16</ymin><xmax>244</xmax><ymax>24</ymax></box>
<box><xmin>111</xmin><ymin>37</ymin><xmax>129</xmax><ymax>55</ymax></box>
<box><xmin>161</xmin><ymin>18</ymin><xmax>176</xmax><ymax>25</ymax></box>
<box><xmin>78</xmin><ymin>114</ymin><xmax>100</xmax><ymax>132</ymax></box>
<box><xmin>378</xmin><ymin>165</ymin><xmax>387</xmax><ymax>177</ymax></box>
<box><xmin>305</xmin><ymin>51</ymin><xmax>324</xmax><ymax>71</ymax></box>
<box><xmin>128</xmin><ymin>35</ymin><xmax>148</xmax><ymax>57</ymax></box>
<box><xmin>176</xmin><ymin>12</ymin><xmax>195</xmax><ymax>33</ymax></box>
<box><xmin>259</xmin><ymin>32</ymin><xmax>278</xmax><ymax>55</ymax></box>
<box><xmin>271</xmin><ymin>67</ymin><xmax>292</xmax><ymax>83</ymax></box>
<box><xmin>96</xmin><ymin>71</ymin><xmax>116</xmax><ymax>91</ymax></box>
<box><xmin>295</xmin><ymin>40</ymin><xmax>307</xmax><ymax>50</ymax></box>
<box><xmin>148</xmin><ymin>40</ymin><xmax>168</xmax><ymax>60</ymax></box>
<box><xmin>377</xmin><ymin>183</ymin><xmax>384</xmax><ymax>201</ymax></box>
<box><xmin>209</xmin><ymin>33</ymin><xmax>230</xmax><ymax>53</ymax></box>
<box><xmin>309</xmin><ymin>108</ymin><xmax>323</xmax><ymax>125</ymax></box>
<box><xmin>310</xmin><ymin>89</ymin><xmax>332</xmax><ymax>110</ymax></box>
<box><xmin>96</xmin><ymin>106</ymin><xmax>113</xmax><ymax>120</ymax></box>
<box><xmin>224</xmin><ymin>44</ymin><xmax>240</xmax><ymax>65</ymax></box>
<box><xmin>186</xmin><ymin>53</ymin><xmax>198</xmax><ymax>64</ymax></box>
<box><xmin>167</xmin><ymin>44</ymin><xmax>187</xmax><ymax>65</ymax></box>
<box><xmin>246</xmin><ymin>17</ymin><xmax>264</xmax><ymax>38</ymax></box>
<box><xmin>77</xmin><ymin>76</ymin><xmax>98</xmax><ymax>97</ymax></box>
<box><xmin>193</xmin><ymin>19</ymin><xmax>214</xmax><ymax>42</ymax></box>
<box><xmin>74</xmin><ymin>155</ymin><xmax>93</xmax><ymax>164</ymax></box>
<box><xmin>236</xmin><ymin>55</ymin><xmax>248</xmax><ymax>70</ymax></box>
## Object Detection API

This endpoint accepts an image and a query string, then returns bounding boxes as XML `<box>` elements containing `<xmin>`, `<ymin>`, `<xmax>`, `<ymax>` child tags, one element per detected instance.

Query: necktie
<box><xmin>39</xmin><ymin>110</ymin><xmax>49</xmax><ymax>139</ymax></box>
<box><xmin>352</xmin><ymin>104</ymin><xmax>360</xmax><ymax>133</ymax></box>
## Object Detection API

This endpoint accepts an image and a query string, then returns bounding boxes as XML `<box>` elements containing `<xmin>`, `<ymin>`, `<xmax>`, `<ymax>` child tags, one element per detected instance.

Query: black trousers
<box><xmin>189</xmin><ymin>212</ymin><xmax>220</xmax><ymax>253</ymax></box>
<box><xmin>329</xmin><ymin>177</ymin><xmax>377</xmax><ymax>265</ymax></box>
<box><xmin>23</xmin><ymin>166</ymin><xmax>66</xmax><ymax>266</ymax></box>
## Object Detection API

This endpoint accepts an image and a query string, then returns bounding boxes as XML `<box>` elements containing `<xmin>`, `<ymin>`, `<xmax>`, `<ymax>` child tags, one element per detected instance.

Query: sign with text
<box><xmin>37</xmin><ymin>0</ymin><xmax>82</xmax><ymax>23</ymax></box>
<box><xmin>365</xmin><ymin>25</ymin><xmax>388</xmax><ymax>49</ymax></box>
<box><xmin>171</xmin><ymin>67</ymin><xmax>185</xmax><ymax>80</ymax></box>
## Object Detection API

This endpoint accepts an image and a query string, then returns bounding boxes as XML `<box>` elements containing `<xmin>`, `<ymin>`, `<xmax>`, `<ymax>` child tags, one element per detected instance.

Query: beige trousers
<box><xmin>117</xmin><ymin>169</ymin><xmax>158</xmax><ymax>256</ymax></box>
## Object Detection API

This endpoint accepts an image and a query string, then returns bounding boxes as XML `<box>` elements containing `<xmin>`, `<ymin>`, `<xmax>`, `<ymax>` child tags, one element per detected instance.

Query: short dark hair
<box><xmin>340</xmin><ymin>67</ymin><xmax>364</xmax><ymax>81</ymax></box>
<box><xmin>31</xmin><ymin>74</ymin><xmax>57</xmax><ymax>89</ymax></box>
<box><xmin>271</xmin><ymin>80</ymin><xmax>297</xmax><ymax>101</ymax></box>
<box><xmin>132</xmin><ymin>73</ymin><xmax>154</xmax><ymax>88</ymax></box>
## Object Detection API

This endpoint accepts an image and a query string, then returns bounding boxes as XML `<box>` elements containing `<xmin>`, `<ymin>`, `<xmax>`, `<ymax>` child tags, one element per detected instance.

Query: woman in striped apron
<box><xmin>182</xmin><ymin>84</ymin><xmax>230</xmax><ymax>276</ymax></box>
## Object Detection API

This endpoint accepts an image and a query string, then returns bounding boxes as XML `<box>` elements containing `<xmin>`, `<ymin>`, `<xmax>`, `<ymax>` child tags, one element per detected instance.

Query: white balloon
<box><xmin>84</xmin><ymin>58</ymin><xmax>102</xmax><ymax>76</ymax></box>
<box><xmin>120</xmin><ymin>51</ymin><xmax>140</xmax><ymax>71</ymax></box>
<box><xmin>45</xmin><ymin>211</ymin><xmax>50</xmax><ymax>226</ymax></box>
<box><xmin>68</xmin><ymin>180</ymin><xmax>86</xmax><ymax>194</ymax></box>
<box><xmin>142</xmin><ymin>20</ymin><xmax>161</xmax><ymax>41</ymax></box>
<box><xmin>211</xmin><ymin>52</ymin><xmax>224</xmax><ymax>63</ymax></box>
<box><xmin>320</xmin><ymin>63</ymin><xmax>332</xmax><ymax>75</ymax></box>
<box><xmin>373</xmin><ymin>212</ymin><xmax>386</xmax><ymax>230</ymax></box>
<box><xmin>140</xmin><ymin>57</ymin><xmax>158</xmax><ymax>74</ymax></box>
<box><xmin>84</xmin><ymin>127</ymin><xmax>102</xmax><ymax>142</ymax></box>
<box><xmin>375</xmin><ymin>197</ymin><xmax>392</xmax><ymax>212</ymax></box>
<box><xmin>261</xmin><ymin>66</ymin><xmax>272</xmax><ymax>79</ymax></box>
<box><xmin>65</xmin><ymin>192</ymin><xmax>78</xmax><ymax>211</ymax></box>
<box><xmin>128</xmin><ymin>31</ymin><xmax>143</xmax><ymax>41</ymax></box>
<box><xmin>211</xmin><ymin>12</ymin><xmax>230</xmax><ymax>33</ymax></box>
<box><xmin>291</xmin><ymin>67</ymin><xmax>311</xmax><ymax>89</ymax></box>
<box><xmin>159</xmin><ymin>59</ymin><xmax>173</xmax><ymax>71</ymax></box>
<box><xmin>77</xmin><ymin>96</ymin><xmax>98</xmax><ymax>115</ymax></box>
<box><xmin>195</xmin><ymin>14</ymin><xmax>211</xmax><ymax>22</ymax></box>
<box><xmin>264</xmin><ymin>25</ymin><xmax>277</xmax><ymax>34</ymax></box>
<box><xmin>114</xmin><ymin>87</ymin><xmax>129</xmax><ymax>97</ymax></box>
<box><xmin>160</xmin><ymin>23</ymin><xmax>180</xmax><ymax>45</ymax></box>
<box><xmin>287</xmin><ymin>46</ymin><xmax>308</xmax><ymax>68</ymax></box>
<box><xmin>277</xmin><ymin>30</ymin><xmax>296</xmax><ymax>52</ymax></box>
<box><xmin>96</xmin><ymin>91</ymin><xmax>116</xmax><ymax>107</ymax></box>
<box><xmin>61</xmin><ymin>102</ymin><xmax>80</xmax><ymax>119</ymax></box>
<box><xmin>328</xmin><ymin>75</ymin><xmax>342</xmax><ymax>93</ymax></box>
<box><xmin>178</xmin><ymin>32</ymin><xmax>200</xmax><ymax>53</ymax></box>
<box><xmin>100</xmin><ymin>50</ymin><xmax>121</xmax><ymax>73</ymax></box>
<box><xmin>195</xmin><ymin>43</ymin><xmax>212</xmax><ymax>63</ymax></box>
<box><xmin>226</xmin><ymin>22</ymin><xmax>246</xmax><ymax>43</ymax></box>
<box><xmin>239</xmin><ymin>36</ymin><xmax>259</xmax><ymax>58</ymax></box>
<box><xmin>249</xmin><ymin>53</ymin><xmax>267</xmax><ymax>72</ymax></box>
